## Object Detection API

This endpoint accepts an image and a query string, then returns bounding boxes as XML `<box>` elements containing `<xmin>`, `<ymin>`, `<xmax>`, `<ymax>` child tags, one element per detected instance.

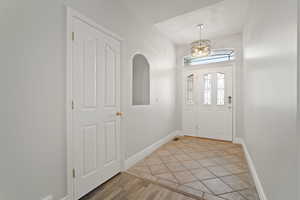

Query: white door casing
<box><xmin>182</xmin><ymin>65</ymin><xmax>233</xmax><ymax>141</ymax></box>
<box><xmin>69</xmin><ymin>10</ymin><xmax>121</xmax><ymax>200</ymax></box>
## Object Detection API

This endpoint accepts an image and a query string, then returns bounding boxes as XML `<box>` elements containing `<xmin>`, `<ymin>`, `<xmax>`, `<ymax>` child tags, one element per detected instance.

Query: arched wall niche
<box><xmin>132</xmin><ymin>54</ymin><xmax>150</xmax><ymax>106</ymax></box>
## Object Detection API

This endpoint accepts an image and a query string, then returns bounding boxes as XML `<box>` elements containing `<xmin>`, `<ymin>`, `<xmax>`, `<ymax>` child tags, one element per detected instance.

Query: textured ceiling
<box><xmin>119</xmin><ymin>0</ymin><xmax>224</xmax><ymax>24</ymax></box>
<box><xmin>155</xmin><ymin>0</ymin><xmax>249</xmax><ymax>44</ymax></box>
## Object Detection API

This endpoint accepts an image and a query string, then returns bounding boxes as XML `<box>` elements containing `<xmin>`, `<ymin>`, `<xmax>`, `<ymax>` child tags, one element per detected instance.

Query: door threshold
<box><xmin>183</xmin><ymin>135</ymin><xmax>233</xmax><ymax>143</ymax></box>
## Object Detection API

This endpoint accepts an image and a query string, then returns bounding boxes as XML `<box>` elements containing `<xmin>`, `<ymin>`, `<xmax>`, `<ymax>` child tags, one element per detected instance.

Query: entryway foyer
<box><xmin>80</xmin><ymin>136</ymin><xmax>259</xmax><ymax>200</ymax></box>
<box><xmin>0</xmin><ymin>0</ymin><xmax>298</xmax><ymax>200</ymax></box>
<box><xmin>127</xmin><ymin>137</ymin><xmax>258</xmax><ymax>200</ymax></box>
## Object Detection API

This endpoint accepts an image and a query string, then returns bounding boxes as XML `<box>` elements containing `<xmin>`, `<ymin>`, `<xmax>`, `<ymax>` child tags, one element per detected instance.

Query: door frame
<box><xmin>181</xmin><ymin>61</ymin><xmax>237</xmax><ymax>142</ymax></box>
<box><xmin>66</xmin><ymin>7</ymin><xmax>123</xmax><ymax>200</ymax></box>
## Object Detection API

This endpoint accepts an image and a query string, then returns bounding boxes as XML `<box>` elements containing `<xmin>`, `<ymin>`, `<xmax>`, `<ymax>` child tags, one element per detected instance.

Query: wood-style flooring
<box><xmin>80</xmin><ymin>172</ymin><xmax>196</xmax><ymax>200</ymax></box>
<box><xmin>81</xmin><ymin>136</ymin><xmax>259</xmax><ymax>200</ymax></box>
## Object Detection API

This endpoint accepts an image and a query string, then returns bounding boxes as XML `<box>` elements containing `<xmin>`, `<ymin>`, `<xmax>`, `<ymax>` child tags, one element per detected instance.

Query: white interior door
<box><xmin>72</xmin><ymin>17</ymin><xmax>121</xmax><ymax>199</ymax></box>
<box><xmin>182</xmin><ymin>66</ymin><xmax>233</xmax><ymax>141</ymax></box>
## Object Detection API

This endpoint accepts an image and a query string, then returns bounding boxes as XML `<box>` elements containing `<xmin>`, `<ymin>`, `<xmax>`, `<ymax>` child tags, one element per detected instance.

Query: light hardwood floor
<box><xmin>80</xmin><ymin>172</ymin><xmax>196</xmax><ymax>200</ymax></box>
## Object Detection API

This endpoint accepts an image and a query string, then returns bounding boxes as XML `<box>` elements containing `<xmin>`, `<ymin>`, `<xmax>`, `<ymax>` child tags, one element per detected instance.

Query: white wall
<box><xmin>0</xmin><ymin>0</ymin><xmax>177</xmax><ymax>199</ymax></box>
<box><xmin>175</xmin><ymin>33</ymin><xmax>244</xmax><ymax>138</ymax></box>
<box><xmin>243</xmin><ymin>0</ymin><xmax>298</xmax><ymax>199</ymax></box>
<box><xmin>298</xmin><ymin>2</ymin><xmax>300</xmax><ymax>197</ymax></box>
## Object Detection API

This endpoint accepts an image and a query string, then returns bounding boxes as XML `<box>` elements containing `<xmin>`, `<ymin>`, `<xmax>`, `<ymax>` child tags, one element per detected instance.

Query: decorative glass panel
<box><xmin>203</xmin><ymin>74</ymin><xmax>212</xmax><ymax>105</ymax></box>
<box><xmin>186</xmin><ymin>74</ymin><xmax>194</xmax><ymax>104</ymax></box>
<box><xmin>184</xmin><ymin>49</ymin><xmax>235</xmax><ymax>66</ymax></box>
<box><xmin>217</xmin><ymin>73</ymin><xmax>225</xmax><ymax>105</ymax></box>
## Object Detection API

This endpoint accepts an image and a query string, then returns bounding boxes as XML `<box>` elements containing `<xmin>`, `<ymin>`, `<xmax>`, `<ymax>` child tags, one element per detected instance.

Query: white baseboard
<box><xmin>124</xmin><ymin>130</ymin><xmax>180</xmax><ymax>170</ymax></box>
<box><xmin>233</xmin><ymin>137</ymin><xmax>243</xmax><ymax>144</ymax></box>
<box><xmin>179</xmin><ymin>129</ymin><xmax>195</xmax><ymax>136</ymax></box>
<box><xmin>240</xmin><ymin>139</ymin><xmax>268</xmax><ymax>200</ymax></box>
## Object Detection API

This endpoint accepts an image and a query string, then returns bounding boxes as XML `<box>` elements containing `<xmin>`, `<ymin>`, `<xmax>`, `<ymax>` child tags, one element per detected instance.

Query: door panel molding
<box><xmin>66</xmin><ymin>7</ymin><xmax>123</xmax><ymax>200</ymax></box>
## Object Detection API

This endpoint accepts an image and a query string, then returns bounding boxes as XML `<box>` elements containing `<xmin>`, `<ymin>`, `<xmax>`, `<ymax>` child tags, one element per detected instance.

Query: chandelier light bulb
<box><xmin>190</xmin><ymin>24</ymin><xmax>211</xmax><ymax>58</ymax></box>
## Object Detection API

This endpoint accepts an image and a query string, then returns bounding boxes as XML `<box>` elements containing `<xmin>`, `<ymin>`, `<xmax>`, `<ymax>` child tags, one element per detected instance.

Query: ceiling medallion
<box><xmin>191</xmin><ymin>24</ymin><xmax>211</xmax><ymax>58</ymax></box>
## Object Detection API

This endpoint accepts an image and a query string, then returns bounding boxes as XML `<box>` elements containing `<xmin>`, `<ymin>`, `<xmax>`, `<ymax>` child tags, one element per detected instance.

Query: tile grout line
<box><xmin>127</xmin><ymin>137</ymin><xmax>258</xmax><ymax>200</ymax></box>
<box><xmin>155</xmin><ymin>140</ymin><xmax>250</xmax><ymax>198</ymax></box>
<box><xmin>124</xmin><ymin>171</ymin><xmax>204</xmax><ymax>200</ymax></box>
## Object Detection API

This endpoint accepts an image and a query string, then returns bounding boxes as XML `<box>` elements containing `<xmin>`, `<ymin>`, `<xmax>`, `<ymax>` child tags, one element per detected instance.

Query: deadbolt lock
<box><xmin>228</xmin><ymin>96</ymin><xmax>232</xmax><ymax>104</ymax></box>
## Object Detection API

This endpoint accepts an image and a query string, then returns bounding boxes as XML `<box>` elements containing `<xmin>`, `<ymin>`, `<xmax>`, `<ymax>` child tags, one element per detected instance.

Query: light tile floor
<box><xmin>127</xmin><ymin>136</ymin><xmax>260</xmax><ymax>200</ymax></box>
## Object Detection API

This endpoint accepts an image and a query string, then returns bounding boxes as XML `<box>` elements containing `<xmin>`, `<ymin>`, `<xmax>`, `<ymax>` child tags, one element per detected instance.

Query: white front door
<box><xmin>182</xmin><ymin>66</ymin><xmax>233</xmax><ymax>141</ymax></box>
<box><xmin>196</xmin><ymin>66</ymin><xmax>233</xmax><ymax>141</ymax></box>
<box><xmin>72</xmin><ymin>17</ymin><xmax>121</xmax><ymax>199</ymax></box>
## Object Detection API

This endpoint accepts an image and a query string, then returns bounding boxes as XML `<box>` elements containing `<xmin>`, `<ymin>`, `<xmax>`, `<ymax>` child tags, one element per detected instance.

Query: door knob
<box><xmin>228</xmin><ymin>96</ymin><xmax>232</xmax><ymax>104</ymax></box>
<box><xmin>116</xmin><ymin>112</ymin><xmax>123</xmax><ymax>116</ymax></box>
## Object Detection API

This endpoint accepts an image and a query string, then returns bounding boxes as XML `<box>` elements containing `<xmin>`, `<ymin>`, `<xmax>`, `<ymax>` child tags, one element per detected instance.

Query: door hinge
<box><xmin>72</xmin><ymin>32</ymin><xmax>75</xmax><ymax>41</ymax></box>
<box><xmin>72</xmin><ymin>100</ymin><xmax>74</xmax><ymax>110</ymax></box>
<box><xmin>72</xmin><ymin>168</ymin><xmax>76</xmax><ymax>178</ymax></box>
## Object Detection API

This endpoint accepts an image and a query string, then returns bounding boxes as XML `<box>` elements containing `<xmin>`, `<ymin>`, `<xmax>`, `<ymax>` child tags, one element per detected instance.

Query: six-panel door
<box><xmin>72</xmin><ymin>17</ymin><xmax>121</xmax><ymax>199</ymax></box>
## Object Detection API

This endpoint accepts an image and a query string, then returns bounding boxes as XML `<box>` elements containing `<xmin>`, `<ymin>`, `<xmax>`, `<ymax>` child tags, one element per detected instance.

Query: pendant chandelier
<box><xmin>191</xmin><ymin>24</ymin><xmax>211</xmax><ymax>58</ymax></box>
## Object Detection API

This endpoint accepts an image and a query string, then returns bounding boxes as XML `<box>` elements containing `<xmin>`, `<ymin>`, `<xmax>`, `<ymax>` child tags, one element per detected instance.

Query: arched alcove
<box><xmin>132</xmin><ymin>54</ymin><xmax>150</xmax><ymax>105</ymax></box>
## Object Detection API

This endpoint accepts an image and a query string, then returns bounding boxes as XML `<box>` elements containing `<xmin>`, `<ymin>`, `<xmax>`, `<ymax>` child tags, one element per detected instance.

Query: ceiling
<box><xmin>119</xmin><ymin>0</ymin><xmax>224</xmax><ymax>24</ymax></box>
<box><xmin>155</xmin><ymin>0</ymin><xmax>249</xmax><ymax>44</ymax></box>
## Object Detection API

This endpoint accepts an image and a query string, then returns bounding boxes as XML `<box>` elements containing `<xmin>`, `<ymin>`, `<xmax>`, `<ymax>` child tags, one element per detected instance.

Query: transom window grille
<box><xmin>217</xmin><ymin>73</ymin><xmax>225</xmax><ymax>105</ymax></box>
<box><xmin>203</xmin><ymin>74</ymin><xmax>212</xmax><ymax>105</ymax></box>
<box><xmin>184</xmin><ymin>49</ymin><xmax>235</xmax><ymax>66</ymax></box>
<box><xmin>186</xmin><ymin>74</ymin><xmax>194</xmax><ymax>104</ymax></box>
